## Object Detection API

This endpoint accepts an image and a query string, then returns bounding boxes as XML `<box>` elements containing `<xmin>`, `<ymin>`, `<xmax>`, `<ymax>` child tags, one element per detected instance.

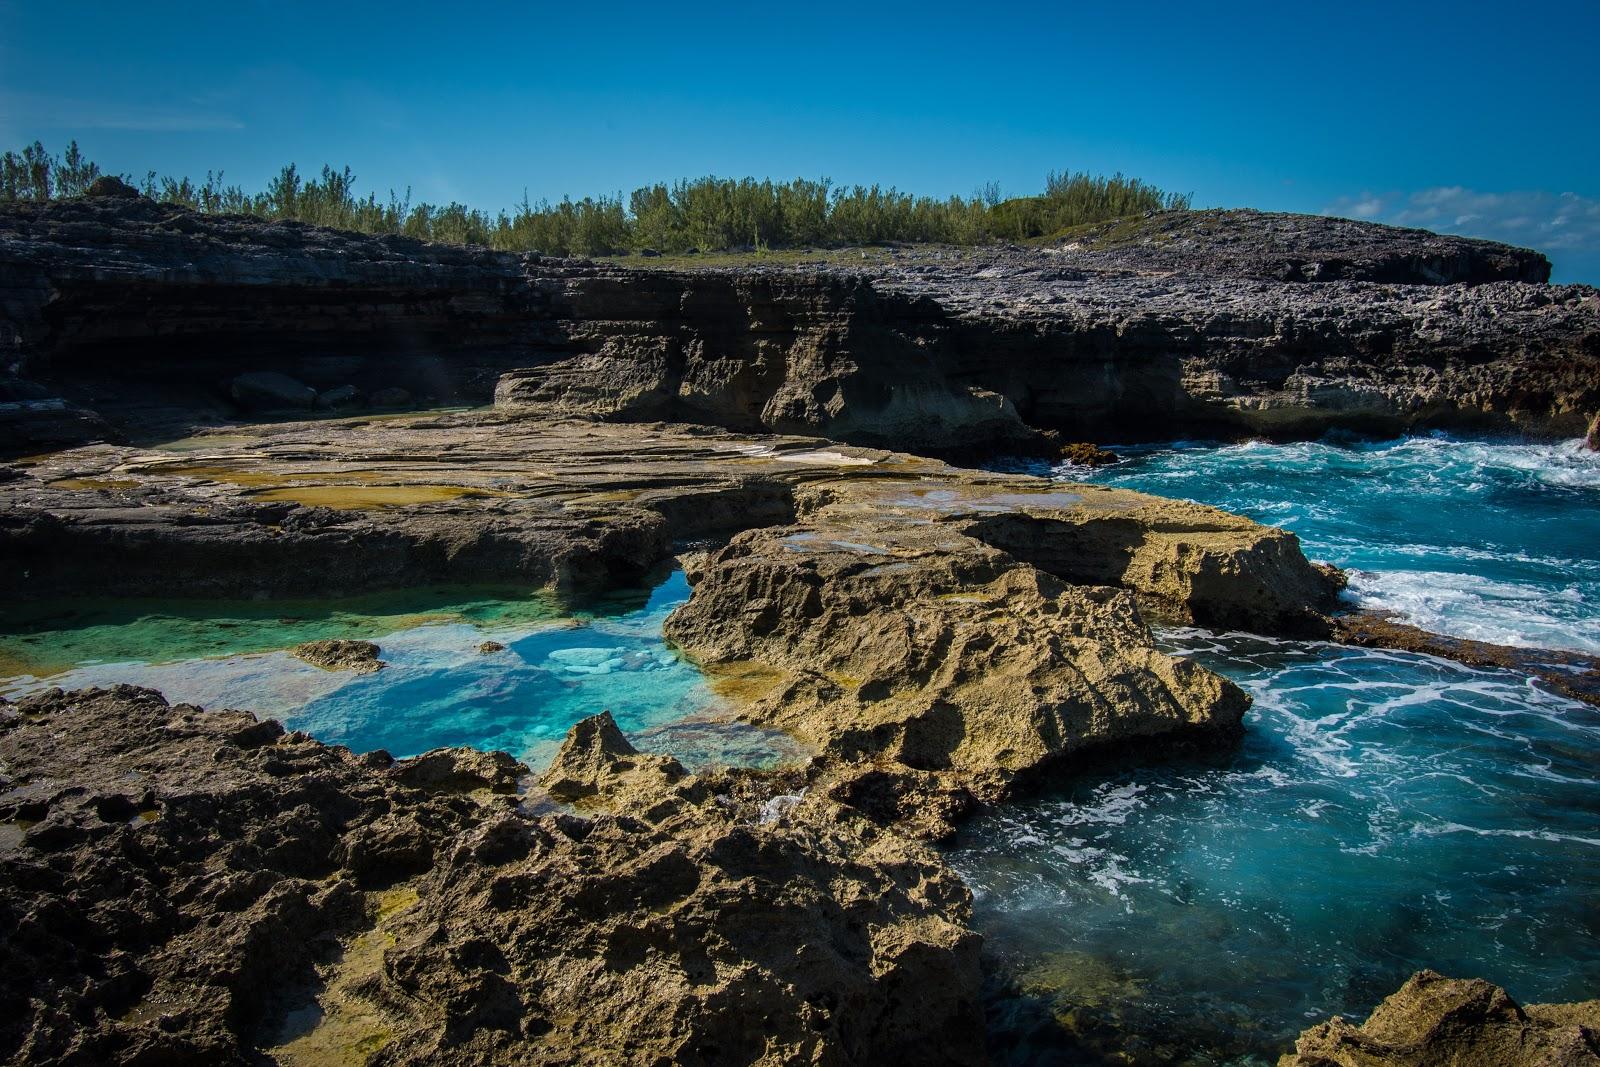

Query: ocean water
<box><xmin>0</xmin><ymin>571</ymin><xmax>800</xmax><ymax>771</ymax></box>
<box><xmin>948</xmin><ymin>434</ymin><xmax>1600</xmax><ymax>1063</ymax></box>
<box><xmin>1050</xmin><ymin>434</ymin><xmax>1600</xmax><ymax>653</ymax></box>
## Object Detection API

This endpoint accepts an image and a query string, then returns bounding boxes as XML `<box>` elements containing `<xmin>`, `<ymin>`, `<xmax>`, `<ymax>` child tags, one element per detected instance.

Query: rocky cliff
<box><xmin>3</xmin><ymin>195</ymin><xmax>1596</xmax><ymax>458</ymax></box>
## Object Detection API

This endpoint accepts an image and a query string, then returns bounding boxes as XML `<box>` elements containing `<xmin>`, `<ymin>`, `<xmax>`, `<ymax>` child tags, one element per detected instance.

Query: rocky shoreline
<box><xmin>3</xmin><ymin>197</ymin><xmax>1597</xmax><ymax>458</ymax></box>
<box><xmin>2</xmin><ymin>197</ymin><xmax>1597</xmax><ymax>1064</ymax></box>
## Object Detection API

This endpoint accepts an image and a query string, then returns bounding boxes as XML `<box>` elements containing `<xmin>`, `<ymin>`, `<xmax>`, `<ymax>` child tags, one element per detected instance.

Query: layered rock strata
<box><xmin>0</xmin><ymin>410</ymin><xmax>1340</xmax><ymax>626</ymax></box>
<box><xmin>0</xmin><ymin>688</ymin><xmax>985</xmax><ymax>1066</ymax></box>
<box><xmin>1280</xmin><ymin>970</ymin><xmax>1600</xmax><ymax>1066</ymax></box>
<box><xmin>3</xmin><ymin>196</ymin><xmax>1596</xmax><ymax>457</ymax></box>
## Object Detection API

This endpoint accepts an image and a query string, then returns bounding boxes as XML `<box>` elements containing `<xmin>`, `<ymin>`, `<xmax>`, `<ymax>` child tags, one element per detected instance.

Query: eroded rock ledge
<box><xmin>3</xmin><ymin>195</ymin><xmax>1595</xmax><ymax>457</ymax></box>
<box><xmin>0</xmin><ymin>688</ymin><xmax>984</xmax><ymax>1066</ymax></box>
<box><xmin>1281</xmin><ymin>970</ymin><xmax>1600</xmax><ymax>1066</ymax></box>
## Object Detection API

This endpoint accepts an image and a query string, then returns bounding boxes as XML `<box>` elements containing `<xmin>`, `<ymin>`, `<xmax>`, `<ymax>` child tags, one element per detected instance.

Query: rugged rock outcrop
<box><xmin>290</xmin><ymin>639</ymin><xmax>386</xmax><ymax>673</ymax></box>
<box><xmin>656</xmin><ymin>472</ymin><xmax>1335</xmax><ymax>827</ymax></box>
<box><xmin>1587</xmin><ymin>411</ymin><xmax>1600</xmax><ymax>452</ymax></box>
<box><xmin>664</xmin><ymin>516</ymin><xmax>1251</xmax><ymax>826</ymax></box>
<box><xmin>0</xmin><ymin>688</ymin><xmax>985</xmax><ymax>1066</ymax></box>
<box><xmin>3</xmin><ymin>195</ymin><xmax>1595</xmax><ymax>457</ymax></box>
<box><xmin>1279</xmin><ymin>970</ymin><xmax>1600</xmax><ymax>1066</ymax></box>
<box><xmin>0</xmin><ymin>410</ymin><xmax>1341</xmax><ymax>626</ymax></box>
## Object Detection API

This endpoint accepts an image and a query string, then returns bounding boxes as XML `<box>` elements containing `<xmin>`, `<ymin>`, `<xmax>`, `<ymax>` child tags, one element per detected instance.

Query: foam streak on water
<box><xmin>948</xmin><ymin>630</ymin><xmax>1600</xmax><ymax>1064</ymax></box>
<box><xmin>1041</xmin><ymin>434</ymin><xmax>1600</xmax><ymax>652</ymax></box>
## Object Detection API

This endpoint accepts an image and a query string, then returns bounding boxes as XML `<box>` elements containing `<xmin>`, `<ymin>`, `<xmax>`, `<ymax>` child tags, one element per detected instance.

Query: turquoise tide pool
<box><xmin>0</xmin><ymin>570</ymin><xmax>801</xmax><ymax>772</ymax></box>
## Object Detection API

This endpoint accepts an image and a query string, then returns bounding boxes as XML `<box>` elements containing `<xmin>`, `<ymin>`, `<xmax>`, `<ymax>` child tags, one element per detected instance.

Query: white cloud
<box><xmin>1</xmin><ymin>91</ymin><xmax>244</xmax><ymax>133</ymax></box>
<box><xmin>1327</xmin><ymin>186</ymin><xmax>1600</xmax><ymax>254</ymax></box>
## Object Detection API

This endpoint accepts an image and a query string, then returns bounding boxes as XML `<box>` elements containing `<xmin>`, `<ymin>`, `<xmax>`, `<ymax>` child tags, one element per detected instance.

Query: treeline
<box><xmin>0</xmin><ymin>141</ymin><xmax>1191</xmax><ymax>256</ymax></box>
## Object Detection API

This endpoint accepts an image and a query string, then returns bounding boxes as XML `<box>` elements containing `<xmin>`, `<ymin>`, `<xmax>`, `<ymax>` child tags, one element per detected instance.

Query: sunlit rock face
<box><xmin>0</xmin><ymin>689</ymin><xmax>986</xmax><ymax>1067</ymax></box>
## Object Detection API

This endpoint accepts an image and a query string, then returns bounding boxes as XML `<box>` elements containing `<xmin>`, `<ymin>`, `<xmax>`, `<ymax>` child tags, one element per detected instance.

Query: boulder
<box><xmin>84</xmin><ymin>175</ymin><xmax>142</xmax><ymax>198</ymax></box>
<box><xmin>1280</xmin><ymin>970</ymin><xmax>1600</xmax><ymax>1066</ymax></box>
<box><xmin>1586</xmin><ymin>411</ymin><xmax>1599</xmax><ymax>452</ymax></box>
<box><xmin>230</xmin><ymin>370</ymin><xmax>317</xmax><ymax>411</ymax></box>
<box><xmin>290</xmin><ymin>638</ymin><xmax>385</xmax><ymax>673</ymax></box>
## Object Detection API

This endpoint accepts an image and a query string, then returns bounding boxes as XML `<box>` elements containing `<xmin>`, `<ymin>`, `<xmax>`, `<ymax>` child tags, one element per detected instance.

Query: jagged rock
<box><xmin>0</xmin><ymin>687</ymin><xmax>986</xmax><ymax>1066</ymax></box>
<box><xmin>539</xmin><ymin>710</ymin><xmax>692</xmax><ymax>818</ymax></box>
<box><xmin>664</xmin><ymin>497</ymin><xmax>1256</xmax><ymax>811</ymax></box>
<box><xmin>1</xmin><ymin>414</ymin><xmax>1338</xmax><ymax>629</ymax></box>
<box><xmin>291</xmin><ymin>638</ymin><xmax>385</xmax><ymax>673</ymax></box>
<box><xmin>1587</xmin><ymin>411</ymin><xmax>1599</xmax><ymax>451</ymax></box>
<box><xmin>84</xmin><ymin>175</ymin><xmax>142</xmax><ymax>198</ymax></box>
<box><xmin>1280</xmin><ymin>970</ymin><xmax>1600</xmax><ymax>1066</ymax></box>
<box><xmin>476</xmin><ymin>640</ymin><xmax>505</xmax><ymax>654</ymax></box>
<box><xmin>230</xmin><ymin>371</ymin><xmax>317</xmax><ymax>411</ymax></box>
<box><xmin>1060</xmin><ymin>441</ymin><xmax>1118</xmax><ymax>466</ymax></box>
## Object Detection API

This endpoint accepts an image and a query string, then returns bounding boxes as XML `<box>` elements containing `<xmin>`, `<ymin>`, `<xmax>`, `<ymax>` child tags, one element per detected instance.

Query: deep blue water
<box><xmin>950</xmin><ymin>435</ymin><xmax>1600</xmax><ymax>1064</ymax></box>
<box><xmin>1049</xmin><ymin>434</ymin><xmax>1600</xmax><ymax>653</ymax></box>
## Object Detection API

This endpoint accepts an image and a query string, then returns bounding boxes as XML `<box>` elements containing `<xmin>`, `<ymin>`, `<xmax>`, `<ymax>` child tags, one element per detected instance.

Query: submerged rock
<box><xmin>1280</xmin><ymin>970</ymin><xmax>1600</xmax><ymax>1066</ymax></box>
<box><xmin>476</xmin><ymin>640</ymin><xmax>506</xmax><ymax>654</ymax></box>
<box><xmin>0</xmin><ymin>688</ymin><xmax>986</xmax><ymax>1066</ymax></box>
<box><xmin>291</xmin><ymin>638</ymin><xmax>385</xmax><ymax>673</ymax></box>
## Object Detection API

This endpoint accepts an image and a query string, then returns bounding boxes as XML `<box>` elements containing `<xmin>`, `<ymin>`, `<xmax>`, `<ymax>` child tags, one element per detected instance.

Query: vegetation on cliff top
<box><xmin>0</xmin><ymin>140</ymin><xmax>1190</xmax><ymax>257</ymax></box>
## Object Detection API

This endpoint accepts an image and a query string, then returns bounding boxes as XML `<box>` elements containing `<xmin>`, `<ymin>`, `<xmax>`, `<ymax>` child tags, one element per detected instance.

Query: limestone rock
<box><xmin>1060</xmin><ymin>441</ymin><xmax>1118</xmax><ymax>466</ymax></box>
<box><xmin>664</xmin><ymin>508</ymin><xmax>1252</xmax><ymax>812</ymax></box>
<box><xmin>291</xmin><ymin>638</ymin><xmax>385</xmax><ymax>673</ymax></box>
<box><xmin>3</xmin><ymin>196</ymin><xmax>1595</xmax><ymax>456</ymax></box>
<box><xmin>0</xmin><ymin>686</ymin><xmax>986</xmax><ymax>1066</ymax></box>
<box><xmin>1280</xmin><ymin>970</ymin><xmax>1600</xmax><ymax>1066</ymax></box>
<box><xmin>539</xmin><ymin>710</ymin><xmax>694</xmax><ymax>821</ymax></box>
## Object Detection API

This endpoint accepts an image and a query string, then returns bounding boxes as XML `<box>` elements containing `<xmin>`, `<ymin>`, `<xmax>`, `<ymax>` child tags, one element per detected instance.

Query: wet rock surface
<box><xmin>1335</xmin><ymin>610</ymin><xmax>1600</xmax><ymax>708</ymax></box>
<box><xmin>3</xmin><ymin>196</ymin><xmax>1596</xmax><ymax>458</ymax></box>
<box><xmin>290</xmin><ymin>639</ymin><xmax>386</xmax><ymax>674</ymax></box>
<box><xmin>1280</xmin><ymin>970</ymin><xmax>1600</xmax><ymax>1066</ymax></box>
<box><xmin>0</xmin><ymin>689</ymin><xmax>985</xmax><ymax>1066</ymax></box>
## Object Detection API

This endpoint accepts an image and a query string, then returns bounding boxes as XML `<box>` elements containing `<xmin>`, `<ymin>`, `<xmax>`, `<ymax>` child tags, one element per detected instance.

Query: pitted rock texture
<box><xmin>1279</xmin><ymin>970</ymin><xmax>1600</xmax><ymax>1066</ymax></box>
<box><xmin>662</xmin><ymin>489</ymin><xmax>1261</xmax><ymax>817</ymax></box>
<box><xmin>3</xmin><ymin>196</ymin><xmax>1596</xmax><ymax>456</ymax></box>
<box><xmin>290</xmin><ymin>639</ymin><xmax>386</xmax><ymax>673</ymax></box>
<box><xmin>0</xmin><ymin>688</ymin><xmax>985</xmax><ymax>1066</ymax></box>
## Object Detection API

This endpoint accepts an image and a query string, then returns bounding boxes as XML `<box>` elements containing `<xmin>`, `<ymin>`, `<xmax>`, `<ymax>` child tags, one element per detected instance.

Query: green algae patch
<box><xmin>247</xmin><ymin>484</ymin><xmax>511</xmax><ymax>509</ymax></box>
<box><xmin>0</xmin><ymin>586</ymin><xmax>563</xmax><ymax>680</ymax></box>
<box><xmin>264</xmin><ymin>886</ymin><xmax>422</xmax><ymax>1066</ymax></box>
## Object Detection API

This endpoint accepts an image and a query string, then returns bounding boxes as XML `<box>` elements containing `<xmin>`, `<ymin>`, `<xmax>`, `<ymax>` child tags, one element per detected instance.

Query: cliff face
<box><xmin>3</xmin><ymin>196</ymin><xmax>1596</xmax><ymax>458</ymax></box>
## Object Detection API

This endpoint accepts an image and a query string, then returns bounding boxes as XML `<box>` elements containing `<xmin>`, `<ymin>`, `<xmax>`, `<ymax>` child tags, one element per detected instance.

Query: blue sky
<box><xmin>3</xmin><ymin>0</ymin><xmax>1598</xmax><ymax>280</ymax></box>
